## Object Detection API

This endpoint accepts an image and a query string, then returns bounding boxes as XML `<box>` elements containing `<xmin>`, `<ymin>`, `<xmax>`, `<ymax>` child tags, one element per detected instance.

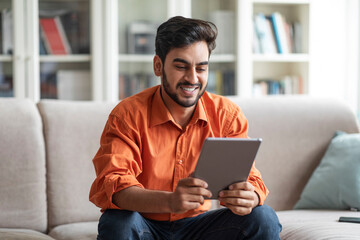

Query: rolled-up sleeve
<box><xmin>247</xmin><ymin>163</ymin><xmax>269</xmax><ymax>205</ymax></box>
<box><xmin>89</xmin><ymin>114</ymin><xmax>144</xmax><ymax>211</ymax></box>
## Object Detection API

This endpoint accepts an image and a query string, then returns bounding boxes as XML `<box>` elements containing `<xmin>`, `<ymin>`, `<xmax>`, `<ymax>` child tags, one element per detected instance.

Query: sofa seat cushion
<box><xmin>0</xmin><ymin>228</ymin><xmax>54</xmax><ymax>240</ymax></box>
<box><xmin>277</xmin><ymin>210</ymin><xmax>360</xmax><ymax>239</ymax></box>
<box><xmin>48</xmin><ymin>222</ymin><xmax>98</xmax><ymax>240</ymax></box>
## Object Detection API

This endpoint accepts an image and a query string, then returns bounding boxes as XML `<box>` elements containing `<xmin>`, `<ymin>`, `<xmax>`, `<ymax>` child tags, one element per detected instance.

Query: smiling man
<box><xmin>90</xmin><ymin>16</ymin><xmax>281</xmax><ymax>240</ymax></box>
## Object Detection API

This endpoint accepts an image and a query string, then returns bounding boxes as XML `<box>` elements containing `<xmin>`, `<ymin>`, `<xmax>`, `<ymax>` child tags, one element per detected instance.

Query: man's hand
<box><xmin>218</xmin><ymin>181</ymin><xmax>259</xmax><ymax>216</ymax></box>
<box><xmin>169</xmin><ymin>177</ymin><xmax>212</xmax><ymax>214</ymax></box>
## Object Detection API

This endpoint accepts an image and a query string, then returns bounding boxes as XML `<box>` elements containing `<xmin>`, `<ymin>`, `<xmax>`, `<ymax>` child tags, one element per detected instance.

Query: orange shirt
<box><xmin>89</xmin><ymin>85</ymin><xmax>268</xmax><ymax>221</ymax></box>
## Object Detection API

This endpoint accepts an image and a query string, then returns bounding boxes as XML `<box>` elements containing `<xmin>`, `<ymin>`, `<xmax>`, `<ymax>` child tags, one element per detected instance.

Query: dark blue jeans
<box><xmin>97</xmin><ymin>205</ymin><xmax>282</xmax><ymax>240</ymax></box>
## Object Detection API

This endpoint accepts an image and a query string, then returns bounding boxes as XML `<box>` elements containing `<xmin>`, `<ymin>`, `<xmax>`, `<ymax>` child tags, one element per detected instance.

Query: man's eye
<box><xmin>176</xmin><ymin>66</ymin><xmax>186</xmax><ymax>69</ymax></box>
<box><xmin>197</xmin><ymin>68</ymin><xmax>206</xmax><ymax>72</ymax></box>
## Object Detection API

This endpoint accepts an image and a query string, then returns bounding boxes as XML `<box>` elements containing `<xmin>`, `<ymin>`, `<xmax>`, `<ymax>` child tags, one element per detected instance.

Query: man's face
<box><xmin>159</xmin><ymin>41</ymin><xmax>209</xmax><ymax>108</ymax></box>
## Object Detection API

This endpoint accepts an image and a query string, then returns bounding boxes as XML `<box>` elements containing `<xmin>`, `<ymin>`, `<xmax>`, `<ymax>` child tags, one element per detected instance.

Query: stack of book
<box><xmin>253</xmin><ymin>12</ymin><xmax>302</xmax><ymax>54</ymax></box>
<box><xmin>207</xmin><ymin>70</ymin><xmax>235</xmax><ymax>96</ymax></box>
<box><xmin>253</xmin><ymin>75</ymin><xmax>304</xmax><ymax>96</ymax></box>
<box><xmin>119</xmin><ymin>73</ymin><xmax>159</xmax><ymax>99</ymax></box>
<box><xmin>39</xmin><ymin>10</ymin><xmax>90</xmax><ymax>55</ymax></box>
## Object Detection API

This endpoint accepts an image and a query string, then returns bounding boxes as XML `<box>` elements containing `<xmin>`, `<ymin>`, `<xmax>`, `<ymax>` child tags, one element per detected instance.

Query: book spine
<box><xmin>54</xmin><ymin>16</ymin><xmax>71</xmax><ymax>54</ymax></box>
<box><xmin>2</xmin><ymin>9</ymin><xmax>13</xmax><ymax>54</ymax></box>
<box><xmin>40</xmin><ymin>17</ymin><xmax>69</xmax><ymax>55</ymax></box>
<box><xmin>270</xmin><ymin>12</ymin><xmax>290</xmax><ymax>54</ymax></box>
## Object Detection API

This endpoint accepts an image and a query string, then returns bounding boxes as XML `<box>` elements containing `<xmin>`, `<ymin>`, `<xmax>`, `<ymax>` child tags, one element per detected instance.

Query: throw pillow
<box><xmin>294</xmin><ymin>131</ymin><xmax>360</xmax><ymax>210</ymax></box>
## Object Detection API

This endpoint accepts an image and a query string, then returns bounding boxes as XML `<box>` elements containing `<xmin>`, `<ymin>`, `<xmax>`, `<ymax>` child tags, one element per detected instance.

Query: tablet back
<box><xmin>194</xmin><ymin>138</ymin><xmax>262</xmax><ymax>198</ymax></box>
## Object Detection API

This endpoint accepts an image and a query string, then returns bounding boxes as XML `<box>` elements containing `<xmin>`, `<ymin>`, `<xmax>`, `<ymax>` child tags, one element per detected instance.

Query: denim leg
<box><xmin>175</xmin><ymin>205</ymin><xmax>282</xmax><ymax>240</ymax></box>
<box><xmin>97</xmin><ymin>209</ymin><xmax>158</xmax><ymax>240</ymax></box>
<box><xmin>97</xmin><ymin>205</ymin><xmax>282</xmax><ymax>240</ymax></box>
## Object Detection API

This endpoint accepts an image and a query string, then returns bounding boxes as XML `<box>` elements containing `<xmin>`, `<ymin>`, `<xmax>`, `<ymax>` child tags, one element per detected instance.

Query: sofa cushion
<box><xmin>0</xmin><ymin>228</ymin><xmax>54</xmax><ymax>240</ymax></box>
<box><xmin>0</xmin><ymin>98</ymin><xmax>47</xmax><ymax>232</ymax></box>
<box><xmin>277</xmin><ymin>210</ymin><xmax>360</xmax><ymax>239</ymax></box>
<box><xmin>227</xmin><ymin>96</ymin><xmax>360</xmax><ymax>210</ymax></box>
<box><xmin>294</xmin><ymin>131</ymin><xmax>360</xmax><ymax>210</ymax></box>
<box><xmin>48</xmin><ymin>222</ymin><xmax>98</xmax><ymax>240</ymax></box>
<box><xmin>37</xmin><ymin>100</ymin><xmax>116</xmax><ymax>229</ymax></box>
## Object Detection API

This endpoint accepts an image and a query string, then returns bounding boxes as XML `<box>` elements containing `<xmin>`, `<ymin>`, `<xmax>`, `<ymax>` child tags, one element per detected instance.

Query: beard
<box><xmin>162</xmin><ymin>70</ymin><xmax>207</xmax><ymax>108</ymax></box>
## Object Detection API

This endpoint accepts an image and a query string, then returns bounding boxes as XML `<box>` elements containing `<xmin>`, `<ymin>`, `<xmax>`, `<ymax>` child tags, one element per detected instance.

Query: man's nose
<box><xmin>185</xmin><ymin>68</ymin><xmax>198</xmax><ymax>84</ymax></box>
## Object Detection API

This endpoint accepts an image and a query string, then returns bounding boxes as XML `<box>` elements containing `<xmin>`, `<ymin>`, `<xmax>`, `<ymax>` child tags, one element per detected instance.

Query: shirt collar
<box><xmin>149</xmin><ymin>86</ymin><xmax>208</xmax><ymax>128</ymax></box>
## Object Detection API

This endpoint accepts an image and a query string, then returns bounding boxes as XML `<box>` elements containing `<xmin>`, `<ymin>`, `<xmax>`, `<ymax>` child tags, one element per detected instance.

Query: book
<box><xmin>254</xmin><ymin>13</ymin><xmax>277</xmax><ymax>54</ymax></box>
<box><xmin>56</xmin><ymin>70</ymin><xmax>91</xmax><ymax>100</ymax></box>
<box><xmin>60</xmin><ymin>11</ymin><xmax>80</xmax><ymax>54</ymax></box>
<box><xmin>2</xmin><ymin>8</ymin><xmax>13</xmax><ymax>55</ymax></box>
<box><xmin>270</xmin><ymin>12</ymin><xmax>289</xmax><ymax>54</ymax></box>
<box><xmin>40</xmin><ymin>16</ymin><xmax>71</xmax><ymax>55</ymax></box>
<box><xmin>0</xmin><ymin>11</ymin><xmax>2</xmax><ymax>54</ymax></box>
<box><xmin>207</xmin><ymin>71</ymin><xmax>217</xmax><ymax>93</ymax></box>
<box><xmin>77</xmin><ymin>10</ymin><xmax>90</xmax><ymax>54</ymax></box>
<box><xmin>223</xmin><ymin>70</ymin><xmax>235</xmax><ymax>95</ymax></box>
<box><xmin>39</xmin><ymin>33</ymin><xmax>47</xmax><ymax>55</ymax></box>
<box><xmin>292</xmin><ymin>22</ymin><xmax>302</xmax><ymax>53</ymax></box>
<box><xmin>252</xmin><ymin>18</ymin><xmax>261</xmax><ymax>54</ymax></box>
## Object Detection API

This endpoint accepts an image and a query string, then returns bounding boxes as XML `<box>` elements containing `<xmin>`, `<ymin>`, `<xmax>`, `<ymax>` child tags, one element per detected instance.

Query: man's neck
<box><xmin>160</xmin><ymin>89</ymin><xmax>196</xmax><ymax>129</ymax></box>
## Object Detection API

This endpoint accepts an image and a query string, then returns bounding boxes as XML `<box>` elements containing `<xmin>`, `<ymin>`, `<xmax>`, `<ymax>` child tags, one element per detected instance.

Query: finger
<box><xmin>178</xmin><ymin>177</ymin><xmax>209</xmax><ymax>188</ymax></box>
<box><xmin>228</xmin><ymin>181</ymin><xmax>254</xmax><ymax>191</ymax></box>
<box><xmin>218</xmin><ymin>197</ymin><xmax>254</xmax><ymax>208</ymax></box>
<box><xmin>178</xmin><ymin>184</ymin><xmax>212</xmax><ymax>199</ymax></box>
<box><xmin>219</xmin><ymin>189</ymin><xmax>256</xmax><ymax>201</ymax></box>
<box><xmin>189</xmin><ymin>187</ymin><xmax>212</xmax><ymax>198</ymax></box>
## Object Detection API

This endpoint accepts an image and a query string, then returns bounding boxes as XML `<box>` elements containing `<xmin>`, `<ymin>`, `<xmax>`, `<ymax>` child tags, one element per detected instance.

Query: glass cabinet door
<box><xmin>39</xmin><ymin>0</ymin><xmax>91</xmax><ymax>100</ymax></box>
<box><xmin>118</xmin><ymin>0</ymin><xmax>168</xmax><ymax>99</ymax></box>
<box><xmin>0</xmin><ymin>1</ymin><xmax>13</xmax><ymax>97</ymax></box>
<box><xmin>192</xmin><ymin>0</ymin><xmax>237</xmax><ymax>96</ymax></box>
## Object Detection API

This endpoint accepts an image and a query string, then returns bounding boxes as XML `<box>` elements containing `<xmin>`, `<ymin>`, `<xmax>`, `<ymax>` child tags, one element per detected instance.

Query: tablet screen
<box><xmin>194</xmin><ymin>138</ymin><xmax>262</xmax><ymax>199</ymax></box>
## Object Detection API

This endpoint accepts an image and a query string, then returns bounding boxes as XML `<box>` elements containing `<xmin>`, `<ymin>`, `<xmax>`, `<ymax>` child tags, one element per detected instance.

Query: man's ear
<box><xmin>153</xmin><ymin>55</ymin><xmax>163</xmax><ymax>77</ymax></box>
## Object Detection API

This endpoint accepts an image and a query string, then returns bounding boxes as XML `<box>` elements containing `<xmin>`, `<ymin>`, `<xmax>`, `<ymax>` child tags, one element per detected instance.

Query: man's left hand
<box><xmin>218</xmin><ymin>181</ymin><xmax>259</xmax><ymax>216</ymax></box>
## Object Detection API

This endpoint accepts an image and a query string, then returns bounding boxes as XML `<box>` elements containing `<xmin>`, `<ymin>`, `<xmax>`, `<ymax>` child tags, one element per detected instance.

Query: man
<box><xmin>90</xmin><ymin>16</ymin><xmax>281</xmax><ymax>239</ymax></box>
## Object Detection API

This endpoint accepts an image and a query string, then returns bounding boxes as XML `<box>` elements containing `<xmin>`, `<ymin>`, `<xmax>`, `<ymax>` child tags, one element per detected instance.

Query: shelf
<box><xmin>210</xmin><ymin>54</ymin><xmax>236</xmax><ymax>62</ymax></box>
<box><xmin>39</xmin><ymin>55</ymin><xmax>91</xmax><ymax>62</ymax></box>
<box><xmin>118</xmin><ymin>54</ymin><xmax>236</xmax><ymax>63</ymax></box>
<box><xmin>252</xmin><ymin>0</ymin><xmax>310</xmax><ymax>4</ymax></box>
<box><xmin>118</xmin><ymin>54</ymin><xmax>153</xmax><ymax>63</ymax></box>
<box><xmin>252</xmin><ymin>53</ymin><xmax>309</xmax><ymax>62</ymax></box>
<box><xmin>0</xmin><ymin>56</ymin><xmax>12</xmax><ymax>62</ymax></box>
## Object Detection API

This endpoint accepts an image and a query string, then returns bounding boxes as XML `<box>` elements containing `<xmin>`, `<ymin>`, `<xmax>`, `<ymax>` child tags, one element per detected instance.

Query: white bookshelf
<box><xmin>0</xmin><ymin>0</ymin><xmax>358</xmax><ymax>114</ymax></box>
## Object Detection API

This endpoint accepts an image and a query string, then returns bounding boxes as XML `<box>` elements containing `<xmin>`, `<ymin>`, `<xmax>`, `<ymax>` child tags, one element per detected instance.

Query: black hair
<box><xmin>155</xmin><ymin>16</ymin><xmax>218</xmax><ymax>63</ymax></box>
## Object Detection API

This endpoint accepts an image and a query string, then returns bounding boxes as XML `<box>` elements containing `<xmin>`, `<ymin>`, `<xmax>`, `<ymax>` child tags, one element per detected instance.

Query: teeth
<box><xmin>182</xmin><ymin>87</ymin><xmax>196</xmax><ymax>91</ymax></box>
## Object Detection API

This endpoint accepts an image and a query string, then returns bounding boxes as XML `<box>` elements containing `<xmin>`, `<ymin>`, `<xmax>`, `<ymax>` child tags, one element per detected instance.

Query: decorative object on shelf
<box><xmin>127</xmin><ymin>21</ymin><xmax>158</xmax><ymax>54</ymax></box>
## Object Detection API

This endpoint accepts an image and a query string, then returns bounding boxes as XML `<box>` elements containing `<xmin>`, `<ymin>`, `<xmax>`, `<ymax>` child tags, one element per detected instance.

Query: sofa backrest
<box><xmin>228</xmin><ymin>96</ymin><xmax>360</xmax><ymax>211</ymax></box>
<box><xmin>0</xmin><ymin>98</ymin><xmax>47</xmax><ymax>232</ymax></box>
<box><xmin>37</xmin><ymin>100</ymin><xmax>116</xmax><ymax>229</ymax></box>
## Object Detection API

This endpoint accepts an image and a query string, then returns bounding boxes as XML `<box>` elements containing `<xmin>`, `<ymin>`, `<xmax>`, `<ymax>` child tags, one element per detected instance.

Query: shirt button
<box><xmin>178</xmin><ymin>160</ymin><xmax>183</xmax><ymax>165</ymax></box>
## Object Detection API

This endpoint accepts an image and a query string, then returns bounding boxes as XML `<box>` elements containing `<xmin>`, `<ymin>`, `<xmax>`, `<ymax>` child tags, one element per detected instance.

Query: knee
<box><xmin>250</xmin><ymin>205</ymin><xmax>282</xmax><ymax>239</ymax></box>
<box><xmin>98</xmin><ymin>210</ymin><xmax>143</xmax><ymax>240</ymax></box>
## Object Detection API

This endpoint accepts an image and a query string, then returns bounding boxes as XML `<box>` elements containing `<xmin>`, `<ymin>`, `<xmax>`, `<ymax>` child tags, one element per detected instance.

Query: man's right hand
<box><xmin>169</xmin><ymin>177</ymin><xmax>212</xmax><ymax>214</ymax></box>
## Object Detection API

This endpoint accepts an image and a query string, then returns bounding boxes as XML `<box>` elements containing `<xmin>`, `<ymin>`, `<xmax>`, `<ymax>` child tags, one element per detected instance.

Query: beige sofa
<box><xmin>0</xmin><ymin>96</ymin><xmax>359</xmax><ymax>239</ymax></box>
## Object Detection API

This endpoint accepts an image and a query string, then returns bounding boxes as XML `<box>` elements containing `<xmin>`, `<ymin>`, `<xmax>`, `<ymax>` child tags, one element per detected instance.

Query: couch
<box><xmin>0</xmin><ymin>96</ymin><xmax>359</xmax><ymax>239</ymax></box>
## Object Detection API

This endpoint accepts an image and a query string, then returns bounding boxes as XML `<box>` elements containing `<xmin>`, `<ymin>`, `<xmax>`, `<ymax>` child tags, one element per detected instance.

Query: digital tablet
<box><xmin>194</xmin><ymin>137</ymin><xmax>262</xmax><ymax>199</ymax></box>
